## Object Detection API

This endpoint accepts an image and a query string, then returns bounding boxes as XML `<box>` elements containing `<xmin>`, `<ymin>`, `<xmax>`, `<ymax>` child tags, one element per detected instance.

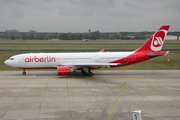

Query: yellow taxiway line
<box><xmin>102</xmin><ymin>76</ymin><xmax>148</xmax><ymax>120</ymax></box>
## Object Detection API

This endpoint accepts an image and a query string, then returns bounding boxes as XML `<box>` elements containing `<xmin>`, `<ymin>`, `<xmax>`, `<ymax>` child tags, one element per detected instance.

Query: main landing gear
<box><xmin>22</xmin><ymin>69</ymin><xmax>26</xmax><ymax>75</ymax></box>
<box><xmin>81</xmin><ymin>70</ymin><xmax>93</xmax><ymax>76</ymax></box>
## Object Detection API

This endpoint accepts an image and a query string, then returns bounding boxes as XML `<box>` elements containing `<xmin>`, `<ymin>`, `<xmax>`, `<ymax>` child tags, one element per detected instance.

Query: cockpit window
<box><xmin>10</xmin><ymin>58</ymin><xmax>14</xmax><ymax>60</ymax></box>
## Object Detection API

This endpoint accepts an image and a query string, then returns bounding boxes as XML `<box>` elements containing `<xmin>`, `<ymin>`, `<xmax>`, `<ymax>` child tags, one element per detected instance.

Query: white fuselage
<box><xmin>5</xmin><ymin>52</ymin><xmax>134</xmax><ymax>69</ymax></box>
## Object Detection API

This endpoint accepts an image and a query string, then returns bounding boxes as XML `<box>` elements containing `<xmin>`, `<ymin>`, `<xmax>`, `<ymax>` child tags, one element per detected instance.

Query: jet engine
<box><xmin>57</xmin><ymin>66</ymin><xmax>73</xmax><ymax>75</ymax></box>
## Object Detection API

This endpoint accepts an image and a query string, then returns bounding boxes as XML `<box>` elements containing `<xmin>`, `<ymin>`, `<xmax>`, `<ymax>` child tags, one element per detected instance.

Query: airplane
<box><xmin>4</xmin><ymin>25</ymin><xmax>170</xmax><ymax>76</ymax></box>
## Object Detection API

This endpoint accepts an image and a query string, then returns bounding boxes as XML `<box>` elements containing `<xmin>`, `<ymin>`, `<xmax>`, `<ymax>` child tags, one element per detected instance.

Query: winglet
<box><xmin>99</xmin><ymin>48</ymin><xmax>105</xmax><ymax>52</ymax></box>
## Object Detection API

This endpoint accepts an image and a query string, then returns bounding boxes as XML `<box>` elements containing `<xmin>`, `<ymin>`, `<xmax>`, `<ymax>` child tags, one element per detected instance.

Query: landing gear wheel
<box><xmin>83</xmin><ymin>72</ymin><xmax>88</xmax><ymax>76</ymax></box>
<box><xmin>88</xmin><ymin>72</ymin><xmax>93</xmax><ymax>76</ymax></box>
<box><xmin>22</xmin><ymin>69</ymin><xmax>26</xmax><ymax>75</ymax></box>
<box><xmin>81</xmin><ymin>70</ymin><xmax>85</xmax><ymax>73</ymax></box>
<box><xmin>23</xmin><ymin>72</ymin><xmax>26</xmax><ymax>75</ymax></box>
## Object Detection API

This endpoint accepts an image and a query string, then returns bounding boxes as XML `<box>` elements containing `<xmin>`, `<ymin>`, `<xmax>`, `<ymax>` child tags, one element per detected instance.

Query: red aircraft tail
<box><xmin>136</xmin><ymin>25</ymin><xmax>170</xmax><ymax>52</ymax></box>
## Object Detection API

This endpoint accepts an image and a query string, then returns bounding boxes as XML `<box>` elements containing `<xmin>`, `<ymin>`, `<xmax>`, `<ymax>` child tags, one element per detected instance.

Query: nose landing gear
<box><xmin>22</xmin><ymin>69</ymin><xmax>26</xmax><ymax>75</ymax></box>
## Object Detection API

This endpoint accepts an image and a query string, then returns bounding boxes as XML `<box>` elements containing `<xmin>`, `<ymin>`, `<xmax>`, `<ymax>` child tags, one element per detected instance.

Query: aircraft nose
<box><xmin>4</xmin><ymin>60</ymin><xmax>9</xmax><ymax>65</ymax></box>
<box><xmin>4</xmin><ymin>60</ymin><xmax>7</xmax><ymax>64</ymax></box>
<box><xmin>4</xmin><ymin>59</ymin><xmax>16</xmax><ymax>67</ymax></box>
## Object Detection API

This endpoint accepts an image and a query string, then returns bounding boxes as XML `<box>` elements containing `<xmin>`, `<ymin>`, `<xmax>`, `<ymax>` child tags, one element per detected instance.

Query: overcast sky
<box><xmin>0</xmin><ymin>0</ymin><xmax>179</xmax><ymax>32</ymax></box>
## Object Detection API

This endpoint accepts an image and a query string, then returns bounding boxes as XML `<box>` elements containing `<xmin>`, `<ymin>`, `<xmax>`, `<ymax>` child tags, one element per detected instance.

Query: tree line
<box><xmin>0</xmin><ymin>31</ymin><xmax>179</xmax><ymax>40</ymax></box>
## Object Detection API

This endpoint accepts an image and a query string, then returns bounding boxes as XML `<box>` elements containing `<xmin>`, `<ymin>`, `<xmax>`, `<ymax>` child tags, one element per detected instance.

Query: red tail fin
<box><xmin>136</xmin><ymin>25</ymin><xmax>170</xmax><ymax>52</ymax></box>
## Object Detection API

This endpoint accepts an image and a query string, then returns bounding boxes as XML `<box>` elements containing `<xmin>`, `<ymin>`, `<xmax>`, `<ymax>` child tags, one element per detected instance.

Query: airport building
<box><xmin>89</xmin><ymin>29</ymin><xmax>91</xmax><ymax>34</ymax></box>
<box><xmin>165</xmin><ymin>35</ymin><xmax>179</xmax><ymax>40</ymax></box>
<box><xmin>29</xmin><ymin>29</ymin><xmax>36</xmax><ymax>33</ymax></box>
<box><xmin>5</xmin><ymin>29</ymin><xmax>19</xmax><ymax>33</ymax></box>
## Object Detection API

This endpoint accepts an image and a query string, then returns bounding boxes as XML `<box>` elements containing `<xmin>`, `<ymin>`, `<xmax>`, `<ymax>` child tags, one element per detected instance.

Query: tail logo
<box><xmin>154</xmin><ymin>37</ymin><xmax>163</xmax><ymax>46</ymax></box>
<box><xmin>151</xmin><ymin>30</ymin><xmax>166</xmax><ymax>51</ymax></box>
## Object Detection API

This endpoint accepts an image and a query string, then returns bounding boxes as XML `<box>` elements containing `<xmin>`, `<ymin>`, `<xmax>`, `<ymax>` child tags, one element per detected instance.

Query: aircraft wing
<box><xmin>56</xmin><ymin>63</ymin><xmax>119</xmax><ymax>68</ymax></box>
<box><xmin>73</xmin><ymin>63</ymin><xmax>119</xmax><ymax>67</ymax></box>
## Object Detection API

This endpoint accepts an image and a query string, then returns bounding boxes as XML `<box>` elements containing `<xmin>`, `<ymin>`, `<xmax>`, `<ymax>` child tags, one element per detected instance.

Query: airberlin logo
<box><xmin>24</xmin><ymin>56</ymin><xmax>56</xmax><ymax>63</ymax></box>
<box><xmin>151</xmin><ymin>30</ymin><xmax>166</xmax><ymax>51</ymax></box>
<box><xmin>154</xmin><ymin>37</ymin><xmax>163</xmax><ymax>46</ymax></box>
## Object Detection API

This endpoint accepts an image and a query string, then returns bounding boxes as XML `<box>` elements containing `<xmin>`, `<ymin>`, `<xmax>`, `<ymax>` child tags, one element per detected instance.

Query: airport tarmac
<box><xmin>0</xmin><ymin>70</ymin><xmax>179</xmax><ymax>120</ymax></box>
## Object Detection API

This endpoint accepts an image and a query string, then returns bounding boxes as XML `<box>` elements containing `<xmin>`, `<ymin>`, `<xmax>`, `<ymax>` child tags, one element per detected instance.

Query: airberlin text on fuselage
<box><xmin>24</xmin><ymin>56</ymin><xmax>56</xmax><ymax>63</ymax></box>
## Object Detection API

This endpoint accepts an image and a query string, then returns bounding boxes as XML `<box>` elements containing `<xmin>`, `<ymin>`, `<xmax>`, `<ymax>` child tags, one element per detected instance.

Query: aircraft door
<box><xmin>95</xmin><ymin>55</ymin><xmax>100</xmax><ymax>62</ymax></box>
<box><xmin>19</xmin><ymin>57</ymin><xmax>24</xmax><ymax>63</ymax></box>
<box><xmin>131</xmin><ymin>54</ymin><xmax>136</xmax><ymax>61</ymax></box>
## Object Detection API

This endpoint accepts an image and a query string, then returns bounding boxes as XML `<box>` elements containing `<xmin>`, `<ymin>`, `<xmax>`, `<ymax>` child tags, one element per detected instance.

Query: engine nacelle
<box><xmin>57</xmin><ymin>66</ymin><xmax>73</xmax><ymax>75</ymax></box>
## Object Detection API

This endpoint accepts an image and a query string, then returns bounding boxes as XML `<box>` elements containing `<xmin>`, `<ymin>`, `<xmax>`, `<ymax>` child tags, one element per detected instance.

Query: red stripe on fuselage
<box><xmin>110</xmin><ymin>51</ymin><xmax>165</xmax><ymax>67</ymax></box>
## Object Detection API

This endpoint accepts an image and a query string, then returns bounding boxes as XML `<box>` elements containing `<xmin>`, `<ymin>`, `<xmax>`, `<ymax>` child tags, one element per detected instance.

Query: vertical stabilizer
<box><xmin>136</xmin><ymin>25</ymin><xmax>170</xmax><ymax>52</ymax></box>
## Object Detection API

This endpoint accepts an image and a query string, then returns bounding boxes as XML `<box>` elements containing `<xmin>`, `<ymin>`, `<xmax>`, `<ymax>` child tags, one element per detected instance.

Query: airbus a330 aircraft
<box><xmin>5</xmin><ymin>25</ymin><xmax>170</xmax><ymax>76</ymax></box>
